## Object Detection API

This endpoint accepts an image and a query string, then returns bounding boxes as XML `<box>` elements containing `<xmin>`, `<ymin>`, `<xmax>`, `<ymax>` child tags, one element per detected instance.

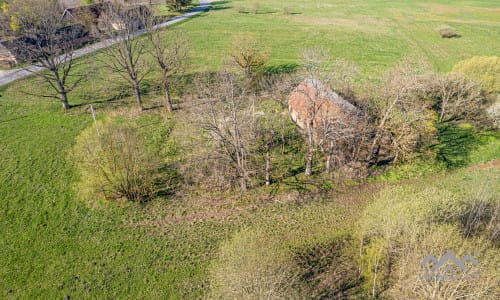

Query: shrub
<box><xmin>386</xmin><ymin>225</ymin><xmax>498</xmax><ymax>300</ymax></box>
<box><xmin>209</xmin><ymin>228</ymin><xmax>302</xmax><ymax>299</ymax></box>
<box><xmin>357</xmin><ymin>170</ymin><xmax>500</xmax><ymax>298</ymax></box>
<box><xmin>294</xmin><ymin>238</ymin><xmax>363</xmax><ymax>298</ymax></box>
<box><xmin>459</xmin><ymin>179</ymin><xmax>499</xmax><ymax>242</ymax></box>
<box><xmin>452</xmin><ymin>56</ymin><xmax>500</xmax><ymax>93</ymax></box>
<box><xmin>436</xmin><ymin>25</ymin><xmax>459</xmax><ymax>38</ymax></box>
<box><xmin>72</xmin><ymin>119</ymin><xmax>162</xmax><ymax>203</ymax></box>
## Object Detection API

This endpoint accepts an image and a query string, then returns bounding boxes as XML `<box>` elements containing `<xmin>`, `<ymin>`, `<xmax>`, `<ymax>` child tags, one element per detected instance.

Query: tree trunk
<box><xmin>305</xmin><ymin>123</ymin><xmax>314</xmax><ymax>176</ymax></box>
<box><xmin>245</xmin><ymin>64</ymin><xmax>251</xmax><ymax>79</ymax></box>
<box><xmin>325</xmin><ymin>153</ymin><xmax>332</xmax><ymax>173</ymax></box>
<box><xmin>163</xmin><ymin>80</ymin><xmax>174</xmax><ymax>112</ymax></box>
<box><xmin>236</xmin><ymin>149</ymin><xmax>248</xmax><ymax>192</ymax></box>
<box><xmin>265</xmin><ymin>145</ymin><xmax>271</xmax><ymax>186</ymax></box>
<box><xmin>368</xmin><ymin>95</ymin><xmax>400</xmax><ymax>166</ymax></box>
<box><xmin>439</xmin><ymin>100</ymin><xmax>447</xmax><ymax>123</ymax></box>
<box><xmin>133</xmin><ymin>81</ymin><xmax>144</xmax><ymax>111</ymax></box>
<box><xmin>236</xmin><ymin>152</ymin><xmax>248</xmax><ymax>192</ymax></box>
<box><xmin>239</xmin><ymin>175</ymin><xmax>247</xmax><ymax>192</ymax></box>
<box><xmin>60</xmin><ymin>92</ymin><xmax>70</xmax><ymax>110</ymax></box>
<box><xmin>53</xmin><ymin>69</ymin><xmax>70</xmax><ymax>110</ymax></box>
<box><xmin>305</xmin><ymin>147</ymin><xmax>313</xmax><ymax>176</ymax></box>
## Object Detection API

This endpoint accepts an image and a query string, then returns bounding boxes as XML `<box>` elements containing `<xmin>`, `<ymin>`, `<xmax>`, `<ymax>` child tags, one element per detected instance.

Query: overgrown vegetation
<box><xmin>72</xmin><ymin>118</ymin><xmax>165</xmax><ymax>203</ymax></box>
<box><xmin>452</xmin><ymin>56</ymin><xmax>500</xmax><ymax>93</ymax></box>
<box><xmin>209</xmin><ymin>228</ymin><xmax>302</xmax><ymax>299</ymax></box>
<box><xmin>0</xmin><ymin>0</ymin><xmax>499</xmax><ymax>298</ymax></box>
<box><xmin>358</xmin><ymin>170</ymin><xmax>500</xmax><ymax>298</ymax></box>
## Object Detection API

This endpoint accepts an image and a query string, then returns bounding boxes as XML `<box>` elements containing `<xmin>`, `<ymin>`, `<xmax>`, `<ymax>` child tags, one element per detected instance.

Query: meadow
<box><xmin>0</xmin><ymin>0</ymin><xmax>499</xmax><ymax>298</ymax></box>
<box><xmin>180</xmin><ymin>0</ymin><xmax>500</xmax><ymax>74</ymax></box>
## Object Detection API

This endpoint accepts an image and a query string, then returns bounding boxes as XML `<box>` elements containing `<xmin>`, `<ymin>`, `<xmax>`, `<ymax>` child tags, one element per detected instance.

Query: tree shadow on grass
<box><xmin>433</xmin><ymin>123</ymin><xmax>486</xmax><ymax>169</ymax></box>
<box><xmin>154</xmin><ymin>165</ymin><xmax>182</xmax><ymax>199</ymax></box>
<box><xmin>263</xmin><ymin>63</ymin><xmax>299</xmax><ymax>76</ymax></box>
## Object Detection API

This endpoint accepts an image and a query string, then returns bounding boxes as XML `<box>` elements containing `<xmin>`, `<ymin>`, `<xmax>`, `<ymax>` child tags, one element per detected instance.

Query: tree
<box><xmin>368</xmin><ymin>61</ymin><xmax>436</xmax><ymax>166</ymax></box>
<box><xmin>316</xmin><ymin>112</ymin><xmax>362</xmax><ymax>174</ymax></box>
<box><xmin>297</xmin><ymin>48</ymin><xmax>330</xmax><ymax>176</ymax></box>
<box><xmin>193</xmin><ymin>71</ymin><xmax>253</xmax><ymax>192</ymax></box>
<box><xmin>452</xmin><ymin>56</ymin><xmax>500</xmax><ymax>93</ymax></box>
<box><xmin>254</xmin><ymin>104</ymin><xmax>288</xmax><ymax>186</ymax></box>
<box><xmin>231</xmin><ymin>34</ymin><xmax>269</xmax><ymax>82</ymax></box>
<box><xmin>7</xmin><ymin>0</ymin><xmax>85</xmax><ymax>110</ymax></box>
<box><xmin>330</xmin><ymin>57</ymin><xmax>360</xmax><ymax>99</ymax></box>
<box><xmin>145</xmin><ymin>15</ymin><xmax>190</xmax><ymax>112</ymax></box>
<box><xmin>72</xmin><ymin>119</ymin><xmax>162</xmax><ymax>202</ymax></box>
<box><xmin>99</xmin><ymin>2</ymin><xmax>151</xmax><ymax>111</ymax></box>
<box><xmin>430</xmin><ymin>73</ymin><xmax>486</xmax><ymax>123</ymax></box>
<box><xmin>296</xmin><ymin>48</ymin><xmax>361</xmax><ymax>176</ymax></box>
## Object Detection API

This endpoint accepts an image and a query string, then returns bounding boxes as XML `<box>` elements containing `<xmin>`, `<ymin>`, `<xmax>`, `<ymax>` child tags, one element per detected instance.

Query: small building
<box><xmin>288</xmin><ymin>78</ymin><xmax>359</xmax><ymax>129</ymax></box>
<box><xmin>106</xmin><ymin>5</ymin><xmax>152</xmax><ymax>31</ymax></box>
<box><xmin>62</xmin><ymin>2</ymin><xmax>108</xmax><ymax>35</ymax></box>
<box><xmin>63</xmin><ymin>2</ymin><xmax>152</xmax><ymax>32</ymax></box>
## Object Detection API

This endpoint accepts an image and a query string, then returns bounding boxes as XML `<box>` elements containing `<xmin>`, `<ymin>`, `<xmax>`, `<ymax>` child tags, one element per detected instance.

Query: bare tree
<box><xmin>7</xmin><ymin>0</ymin><xmax>85</xmax><ymax>110</ymax></box>
<box><xmin>231</xmin><ymin>34</ymin><xmax>269</xmax><ymax>82</ymax></box>
<box><xmin>330</xmin><ymin>57</ymin><xmax>360</xmax><ymax>98</ymax></box>
<box><xmin>145</xmin><ymin>15</ymin><xmax>190</xmax><ymax>112</ymax></box>
<box><xmin>260</xmin><ymin>73</ymin><xmax>297</xmax><ymax>109</ymax></box>
<box><xmin>368</xmin><ymin>61</ymin><xmax>437</xmax><ymax>166</ymax></box>
<box><xmin>297</xmin><ymin>48</ymin><xmax>331</xmax><ymax>176</ymax></box>
<box><xmin>254</xmin><ymin>106</ymin><xmax>289</xmax><ymax>186</ymax></box>
<box><xmin>99</xmin><ymin>1</ymin><xmax>151</xmax><ymax>111</ymax></box>
<box><xmin>367</xmin><ymin>61</ymin><xmax>423</xmax><ymax>166</ymax></box>
<box><xmin>316</xmin><ymin>113</ymin><xmax>360</xmax><ymax>174</ymax></box>
<box><xmin>431</xmin><ymin>73</ymin><xmax>486</xmax><ymax>123</ymax></box>
<box><xmin>194</xmin><ymin>71</ymin><xmax>252</xmax><ymax>192</ymax></box>
<box><xmin>297</xmin><ymin>48</ymin><xmax>361</xmax><ymax>176</ymax></box>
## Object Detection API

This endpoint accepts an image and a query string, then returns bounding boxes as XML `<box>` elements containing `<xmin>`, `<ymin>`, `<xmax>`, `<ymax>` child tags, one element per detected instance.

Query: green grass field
<box><xmin>0</xmin><ymin>0</ymin><xmax>499</xmax><ymax>298</ymax></box>
<box><xmin>179</xmin><ymin>0</ymin><xmax>500</xmax><ymax>74</ymax></box>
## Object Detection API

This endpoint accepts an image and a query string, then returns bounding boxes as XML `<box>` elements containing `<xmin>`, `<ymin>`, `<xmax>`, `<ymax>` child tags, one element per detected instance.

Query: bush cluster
<box><xmin>452</xmin><ymin>56</ymin><xmax>500</xmax><ymax>93</ymax></box>
<box><xmin>209</xmin><ymin>228</ymin><xmax>302</xmax><ymax>299</ymax></box>
<box><xmin>357</xmin><ymin>169</ymin><xmax>500</xmax><ymax>298</ymax></box>
<box><xmin>72</xmin><ymin>118</ymin><xmax>163</xmax><ymax>203</ymax></box>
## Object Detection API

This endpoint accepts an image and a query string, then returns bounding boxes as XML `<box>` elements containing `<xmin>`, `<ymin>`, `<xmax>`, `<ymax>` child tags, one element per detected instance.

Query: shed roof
<box><xmin>288</xmin><ymin>78</ymin><xmax>359</xmax><ymax>128</ymax></box>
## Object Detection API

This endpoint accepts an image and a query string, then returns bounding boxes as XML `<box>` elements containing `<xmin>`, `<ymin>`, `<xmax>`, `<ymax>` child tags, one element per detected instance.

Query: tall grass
<box><xmin>358</xmin><ymin>169</ymin><xmax>500</xmax><ymax>298</ymax></box>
